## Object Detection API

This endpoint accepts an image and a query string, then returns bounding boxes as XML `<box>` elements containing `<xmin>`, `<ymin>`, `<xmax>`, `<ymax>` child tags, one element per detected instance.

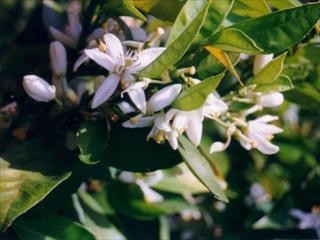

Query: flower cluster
<box><xmin>22</xmin><ymin>1</ymin><xmax>284</xmax><ymax>156</ymax></box>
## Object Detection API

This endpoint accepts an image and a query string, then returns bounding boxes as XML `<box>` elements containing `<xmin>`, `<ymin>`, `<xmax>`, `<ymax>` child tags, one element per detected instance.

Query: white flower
<box><xmin>210</xmin><ymin>125</ymin><xmax>235</xmax><ymax>153</ymax></box>
<box><xmin>240</xmin><ymin>115</ymin><xmax>283</xmax><ymax>155</ymax></box>
<box><xmin>49</xmin><ymin>41</ymin><xmax>67</xmax><ymax>77</ymax></box>
<box><xmin>256</xmin><ymin>92</ymin><xmax>284</xmax><ymax>107</ymax></box>
<box><xmin>23</xmin><ymin>75</ymin><xmax>56</xmax><ymax>102</ymax></box>
<box><xmin>119</xmin><ymin>171</ymin><xmax>164</xmax><ymax>203</ymax></box>
<box><xmin>253</xmin><ymin>54</ymin><xmax>273</xmax><ymax>75</ymax></box>
<box><xmin>202</xmin><ymin>94</ymin><xmax>228</xmax><ymax>118</ymax></box>
<box><xmin>164</xmin><ymin>108</ymin><xmax>204</xmax><ymax>149</ymax></box>
<box><xmin>49</xmin><ymin>0</ymin><xmax>82</xmax><ymax>48</ymax></box>
<box><xmin>83</xmin><ymin>33</ymin><xmax>165</xmax><ymax>108</ymax></box>
<box><xmin>290</xmin><ymin>208</ymin><xmax>320</xmax><ymax>232</ymax></box>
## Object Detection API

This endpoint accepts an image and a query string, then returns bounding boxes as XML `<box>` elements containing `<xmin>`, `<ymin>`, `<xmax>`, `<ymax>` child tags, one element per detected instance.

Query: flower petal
<box><xmin>167</xmin><ymin>130</ymin><xmax>179</xmax><ymax>150</ymax></box>
<box><xmin>210</xmin><ymin>141</ymin><xmax>226</xmax><ymax>153</ymax></box>
<box><xmin>84</xmin><ymin>48</ymin><xmax>116</xmax><ymax>72</ymax></box>
<box><xmin>128</xmin><ymin>87</ymin><xmax>147</xmax><ymax>113</ymax></box>
<box><xmin>129</xmin><ymin>47</ymin><xmax>165</xmax><ymax>73</ymax></box>
<box><xmin>73</xmin><ymin>53</ymin><xmax>89</xmax><ymax>72</ymax></box>
<box><xmin>249</xmin><ymin>131</ymin><xmax>279</xmax><ymax>155</ymax></box>
<box><xmin>122</xmin><ymin>116</ymin><xmax>154</xmax><ymax>128</ymax></box>
<box><xmin>117</xmin><ymin>101</ymin><xmax>136</xmax><ymax>114</ymax></box>
<box><xmin>186</xmin><ymin>113</ymin><xmax>203</xmax><ymax>146</ymax></box>
<box><xmin>136</xmin><ymin>180</ymin><xmax>164</xmax><ymax>203</ymax></box>
<box><xmin>147</xmin><ymin>84</ymin><xmax>182</xmax><ymax>112</ymax></box>
<box><xmin>91</xmin><ymin>74</ymin><xmax>120</xmax><ymax>108</ymax></box>
<box><xmin>258</xmin><ymin>92</ymin><xmax>284</xmax><ymax>107</ymax></box>
<box><xmin>103</xmin><ymin>33</ymin><xmax>124</xmax><ymax>64</ymax></box>
<box><xmin>253</xmin><ymin>54</ymin><xmax>273</xmax><ymax>75</ymax></box>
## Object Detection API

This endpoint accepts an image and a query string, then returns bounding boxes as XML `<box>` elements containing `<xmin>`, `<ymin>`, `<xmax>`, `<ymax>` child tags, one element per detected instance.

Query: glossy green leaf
<box><xmin>108</xmin><ymin>181</ymin><xmax>196</xmax><ymax>220</ymax></box>
<box><xmin>0</xmin><ymin>140</ymin><xmax>72</xmax><ymax>230</ymax></box>
<box><xmin>76</xmin><ymin>120</ymin><xmax>108</xmax><ymax>165</ymax></box>
<box><xmin>168</xmin><ymin>0</ymin><xmax>233</xmax><ymax>46</ymax></box>
<box><xmin>139</xmin><ymin>0</ymin><xmax>211</xmax><ymax>78</ymax></box>
<box><xmin>172</xmin><ymin>73</ymin><xmax>224</xmax><ymax>111</ymax></box>
<box><xmin>232</xmin><ymin>0</ymin><xmax>271</xmax><ymax>18</ymax></box>
<box><xmin>78</xmin><ymin>189</ymin><xmax>114</xmax><ymax>215</ymax></box>
<box><xmin>266</xmin><ymin>0</ymin><xmax>302</xmax><ymax>10</ymax></box>
<box><xmin>254</xmin><ymin>75</ymin><xmax>293</xmax><ymax>93</ymax></box>
<box><xmin>154</xmin><ymin>163</ymin><xmax>208</xmax><ymax>194</ymax></box>
<box><xmin>178</xmin><ymin>135</ymin><xmax>228</xmax><ymax>202</ymax></box>
<box><xmin>104</xmin><ymin>0</ymin><xmax>146</xmax><ymax>21</ymax></box>
<box><xmin>133</xmin><ymin>0</ymin><xmax>185</xmax><ymax>22</ymax></box>
<box><xmin>13</xmin><ymin>214</ymin><xmax>95</xmax><ymax>240</ymax></box>
<box><xmin>208</xmin><ymin>28</ymin><xmax>263</xmax><ymax>54</ymax></box>
<box><xmin>207</xmin><ymin>3</ymin><xmax>320</xmax><ymax>54</ymax></box>
<box><xmin>250</xmin><ymin>53</ymin><xmax>287</xmax><ymax>85</ymax></box>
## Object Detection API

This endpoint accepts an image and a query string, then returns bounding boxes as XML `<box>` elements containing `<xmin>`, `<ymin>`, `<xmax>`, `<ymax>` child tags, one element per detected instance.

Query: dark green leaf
<box><xmin>178</xmin><ymin>135</ymin><xmax>228</xmax><ymax>202</ymax></box>
<box><xmin>0</xmin><ymin>140</ymin><xmax>72</xmax><ymax>230</ymax></box>
<box><xmin>105</xmin><ymin>125</ymin><xmax>182</xmax><ymax>172</ymax></box>
<box><xmin>207</xmin><ymin>3</ymin><xmax>320</xmax><ymax>53</ymax></box>
<box><xmin>172</xmin><ymin>73</ymin><xmax>224</xmax><ymax>111</ymax></box>
<box><xmin>13</xmin><ymin>214</ymin><xmax>95</xmax><ymax>240</ymax></box>
<box><xmin>76</xmin><ymin>120</ymin><xmax>108</xmax><ymax>165</ymax></box>
<box><xmin>108</xmin><ymin>181</ymin><xmax>196</xmax><ymax>220</ymax></box>
<box><xmin>139</xmin><ymin>0</ymin><xmax>212</xmax><ymax>78</ymax></box>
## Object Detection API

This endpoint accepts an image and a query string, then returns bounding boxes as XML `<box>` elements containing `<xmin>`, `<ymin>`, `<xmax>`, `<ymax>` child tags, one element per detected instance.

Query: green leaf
<box><xmin>250</xmin><ymin>53</ymin><xmax>286</xmax><ymax>85</ymax></box>
<box><xmin>104</xmin><ymin>0</ymin><xmax>146</xmax><ymax>21</ymax></box>
<box><xmin>0</xmin><ymin>140</ymin><xmax>72</xmax><ymax>230</ymax></box>
<box><xmin>178</xmin><ymin>135</ymin><xmax>228</xmax><ymax>202</ymax></box>
<box><xmin>139</xmin><ymin>0</ymin><xmax>212</xmax><ymax>78</ymax></box>
<box><xmin>232</xmin><ymin>0</ymin><xmax>271</xmax><ymax>18</ymax></box>
<box><xmin>248</xmin><ymin>53</ymin><xmax>293</xmax><ymax>92</ymax></box>
<box><xmin>76</xmin><ymin>120</ymin><xmax>108</xmax><ymax>165</ymax></box>
<box><xmin>168</xmin><ymin>0</ymin><xmax>233</xmax><ymax>46</ymax></box>
<box><xmin>254</xmin><ymin>75</ymin><xmax>293</xmax><ymax>93</ymax></box>
<box><xmin>172</xmin><ymin>73</ymin><xmax>224</xmax><ymax>111</ymax></box>
<box><xmin>133</xmin><ymin>0</ymin><xmax>185</xmax><ymax>22</ymax></box>
<box><xmin>78</xmin><ymin>189</ymin><xmax>114</xmax><ymax>215</ymax></box>
<box><xmin>207</xmin><ymin>3</ymin><xmax>320</xmax><ymax>54</ymax></box>
<box><xmin>266</xmin><ymin>0</ymin><xmax>302</xmax><ymax>10</ymax></box>
<box><xmin>105</xmin><ymin>125</ymin><xmax>182</xmax><ymax>172</ymax></box>
<box><xmin>208</xmin><ymin>28</ymin><xmax>263</xmax><ymax>54</ymax></box>
<box><xmin>154</xmin><ymin>163</ymin><xmax>208</xmax><ymax>194</ymax></box>
<box><xmin>108</xmin><ymin>181</ymin><xmax>196</xmax><ymax>220</ymax></box>
<box><xmin>13</xmin><ymin>214</ymin><xmax>95</xmax><ymax>240</ymax></box>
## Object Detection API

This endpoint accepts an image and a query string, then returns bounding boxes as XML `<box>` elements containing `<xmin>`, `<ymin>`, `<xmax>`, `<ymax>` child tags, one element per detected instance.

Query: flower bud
<box><xmin>49</xmin><ymin>41</ymin><xmax>67</xmax><ymax>76</ymax></box>
<box><xmin>253</xmin><ymin>54</ymin><xmax>273</xmax><ymax>75</ymax></box>
<box><xmin>147</xmin><ymin>84</ymin><xmax>182</xmax><ymax>112</ymax></box>
<box><xmin>23</xmin><ymin>75</ymin><xmax>56</xmax><ymax>102</ymax></box>
<box><xmin>258</xmin><ymin>92</ymin><xmax>284</xmax><ymax>107</ymax></box>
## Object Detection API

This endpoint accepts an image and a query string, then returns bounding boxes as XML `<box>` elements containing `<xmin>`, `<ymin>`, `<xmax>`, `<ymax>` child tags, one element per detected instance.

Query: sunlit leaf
<box><xmin>233</xmin><ymin>0</ymin><xmax>271</xmax><ymax>18</ymax></box>
<box><xmin>266</xmin><ymin>0</ymin><xmax>302</xmax><ymax>10</ymax></box>
<box><xmin>207</xmin><ymin>3</ymin><xmax>320</xmax><ymax>53</ymax></box>
<box><xmin>172</xmin><ymin>73</ymin><xmax>224</xmax><ymax>111</ymax></box>
<box><xmin>0</xmin><ymin>140</ymin><xmax>72</xmax><ymax>230</ymax></box>
<box><xmin>178</xmin><ymin>135</ymin><xmax>228</xmax><ymax>202</ymax></box>
<box><xmin>140</xmin><ymin>0</ymin><xmax>212</xmax><ymax>78</ymax></box>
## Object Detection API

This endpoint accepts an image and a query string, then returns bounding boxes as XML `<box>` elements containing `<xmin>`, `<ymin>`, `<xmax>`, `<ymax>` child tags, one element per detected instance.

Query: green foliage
<box><xmin>140</xmin><ymin>0</ymin><xmax>212</xmax><ymax>78</ymax></box>
<box><xmin>207</xmin><ymin>3</ymin><xmax>320</xmax><ymax>53</ymax></box>
<box><xmin>172</xmin><ymin>73</ymin><xmax>224</xmax><ymax>111</ymax></box>
<box><xmin>13</xmin><ymin>214</ymin><xmax>95</xmax><ymax>240</ymax></box>
<box><xmin>0</xmin><ymin>140</ymin><xmax>72</xmax><ymax>230</ymax></box>
<box><xmin>178</xmin><ymin>135</ymin><xmax>228</xmax><ymax>202</ymax></box>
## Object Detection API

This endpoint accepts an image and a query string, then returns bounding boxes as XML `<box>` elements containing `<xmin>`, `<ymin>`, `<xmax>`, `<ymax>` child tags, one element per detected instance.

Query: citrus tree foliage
<box><xmin>0</xmin><ymin>0</ymin><xmax>319</xmax><ymax>239</ymax></box>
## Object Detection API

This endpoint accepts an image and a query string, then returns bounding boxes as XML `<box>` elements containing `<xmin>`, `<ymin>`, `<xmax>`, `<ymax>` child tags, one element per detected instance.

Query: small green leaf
<box><xmin>133</xmin><ymin>0</ymin><xmax>185</xmax><ymax>22</ymax></box>
<box><xmin>254</xmin><ymin>75</ymin><xmax>293</xmax><ymax>93</ymax></box>
<box><xmin>76</xmin><ymin>120</ymin><xmax>108</xmax><ymax>165</ymax></box>
<box><xmin>0</xmin><ymin>140</ymin><xmax>72</xmax><ymax>230</ymax></box>
<box><xmin>209</xmin><ymin>28</ymin><xmax>263</xmax><ymax>54</ymax></box>
<box><xmin>232</xmin><ymin>0</ymin><xmax>271</xmax><ymax>18</ymax></box>
<box><xmin>104</xmin><ymin>0</ymin><xmax>146</xmax><ymax>21</ymax></box>
<box><xmin>207</xmin><ymin>3</ymin><xmax>320</xmax><ymax>54</ymax></box>
<box><xmin>13</xmin><ymin>214</ymin><xmax>95</xmax><ymax>240</ymax></box>
<box><xmin>140</xmin><ymin>0</ymin><xmax>212</xmax><ymax>78</ymax></box>
<box><xmin>250</xmin><ymin>53</ymin><xmax>287</xmax><ymax>85</ymax></box>
<box><xmin>178</xmin><ymin>135</ymin><xmax>228</xmax><ymax>202</ymax></box>
<box><xmin>172</xmin><ymin>73</ymin><xmax>224</xmax><ymax>111</ymax></box>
